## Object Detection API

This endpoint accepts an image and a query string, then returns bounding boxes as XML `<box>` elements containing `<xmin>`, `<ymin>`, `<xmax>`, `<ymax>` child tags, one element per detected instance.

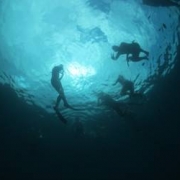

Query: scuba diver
<box><xmin>51</xmin><ymin>64</ymin><xmax>74</xmax><ymax>110</ymax></box>
<box><xmin>111</xmin><ymin>41</ymin><xmax>149</xmax><ymax>65</ymax></box>
<box><xmin>97</xmin><ymin>92</ymin><xmax>126</xmax><ymax>117</ymax></box>
<box><xmin>113</xmin><ymin>75</ymin><xmax>145</xmax><ymax>99</ymax></box>
<box><xmin>142</xmin><ymin>0</ymin><xmax>180</xmax><ymax>7</ymax></box>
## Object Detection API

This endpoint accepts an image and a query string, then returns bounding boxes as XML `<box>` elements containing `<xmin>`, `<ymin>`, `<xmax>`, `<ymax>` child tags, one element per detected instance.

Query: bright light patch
<box><xmin>0</xmin><ymin>0</ymin><xmax>179</xmax><ymax>117</ymax></box>
<box><xmin>67</xmin><ymin>62</ymin><xmax>96</xmax><ymax>77</ymax></box>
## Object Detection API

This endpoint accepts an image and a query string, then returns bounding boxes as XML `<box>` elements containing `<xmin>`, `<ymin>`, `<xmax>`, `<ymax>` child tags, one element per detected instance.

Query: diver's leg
<box><xmin>55</xmin><ymin>95</ymin><xmax>62</xmax><ymax>109</ymax></box>
<box><xmin>139</xmin><ymin>56</ymin><xmax>149</xmax><ymax>61</ymax></box>
<box><xmin>57</xmin><ymin>84</ymin><xmax>69</xmax><ymax>107</ymax></box>
<box><xmin>60</xmin><ymin>90</ymin><xmax>75</xmax><ymax>109</ymax></box>
<box><xmin>120</xmin><ymin>87</ymin><xmax>127</xmax><ymax>96</ymax></box>
<box><xmin>61</xmin><ymin>93</ymin><xmax>70</xmax><ymax>107</ymax></box>
<box><xmin>51</xmin><ymin>81</ymin><xmax>61</xmax><ymax>109</ymax></box>
<box><xmin>58</xmin><ymin>83</ymin><xmax>76</xmax><ymax>110</ymax></box>
<box><xmin>131</xmin><ymin>56</ymin><xmax>148</xmax><ymax>61</ymax></box>
<box><xmin>140</xmin><ymin>48</ymin><xmax>149</xmax><ymax>56</ymax></box>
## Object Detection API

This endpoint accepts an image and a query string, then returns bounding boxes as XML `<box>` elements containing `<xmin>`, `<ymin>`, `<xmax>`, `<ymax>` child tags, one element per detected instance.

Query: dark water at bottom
<box><xmin>0</xmin><ymin>53</ymin><xmax>180</xmax><ymax>180</ymax></box>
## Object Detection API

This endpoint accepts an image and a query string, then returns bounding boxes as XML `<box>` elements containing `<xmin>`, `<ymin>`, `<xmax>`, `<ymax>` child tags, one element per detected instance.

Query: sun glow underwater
<box><xmin>0</xmin><ymin>0</ymin><xmax>179</xmax><ymax>120</ymax></box>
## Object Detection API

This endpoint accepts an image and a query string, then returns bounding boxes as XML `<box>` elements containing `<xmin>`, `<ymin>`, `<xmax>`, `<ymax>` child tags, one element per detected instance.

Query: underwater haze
<box><xmin>0</xmin><ymin>0</ymin><xmax>179</xmax><ymax>117</ymax></box>
<box><xmin>0</xmin><ymin>0</ymin><xmax>180</xmax><ymax>180</ymax></box>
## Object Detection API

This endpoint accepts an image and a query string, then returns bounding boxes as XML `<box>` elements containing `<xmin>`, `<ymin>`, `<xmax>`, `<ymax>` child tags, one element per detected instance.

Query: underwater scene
<box><xmin>0</xmin><ymin>0</ymin><xmax>180</xmax><ymax>180</ymax></box>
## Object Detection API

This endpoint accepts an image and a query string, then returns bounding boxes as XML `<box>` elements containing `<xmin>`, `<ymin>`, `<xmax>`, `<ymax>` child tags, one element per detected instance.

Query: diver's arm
<box><xmin>111</xmin><ymin>51</ymin><xmax>121</xmax><ymax>60</ymax></box>
<box><xmin>114</xmin><ymin>51</ymin><xmax>121</xmax><ymax>60</ymax></box>
<box><xmin>59</xmin><ymin>71</ymin><xmax>64</xmax><ymax>80</ymax></box>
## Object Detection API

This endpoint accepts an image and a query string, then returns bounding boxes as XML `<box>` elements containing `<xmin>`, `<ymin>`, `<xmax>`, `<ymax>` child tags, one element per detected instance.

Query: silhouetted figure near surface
<box><xmin>51</xmin><ymin>64</ymin><xmax>74</xmax><ymax>110</ymax></box>
<box><xmin>113</xmin><ymin>75</ymin><xmax>134</xmax><ymax>97</ymax></box>
<box><xmin>142</xmin><ymin>0</ymin><xmax>180</xmax><ymax>7</ymax></box>
<box><xmin>113</xmin><ymin>75</ymin><xmax>145</xmax><ymax>100</ymax></box>
<box><xmin>111</xmin><ymin>41</ymin><xmax>149</xmax><ymax>65</ymax></box>
<box><xmin>97</xmin><ymin>92</ymin><xmax>126</xmax><ymax>117</ymax></box>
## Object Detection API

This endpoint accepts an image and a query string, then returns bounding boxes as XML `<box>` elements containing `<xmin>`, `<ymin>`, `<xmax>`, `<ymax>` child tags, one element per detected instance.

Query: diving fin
<box><xmin>54</xmin><ymin>107</ymin><xmax>67</xmax><ymax>124</ymax></box>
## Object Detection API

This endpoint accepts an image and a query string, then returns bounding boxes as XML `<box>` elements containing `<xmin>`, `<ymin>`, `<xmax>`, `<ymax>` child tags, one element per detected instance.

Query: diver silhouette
<box><xmin>97</xmin><ymin>92</ymin><xmax>126</xmax><ymax>117</ymax></box>
<box><xmin>113</xmin><ymin>75</ymin><xmax>134</xmax><ymax>97</ymax></box>
<box><xmin>113</xmin><ymin>75</ymin><xmax>145</xmax><ymax>99</ymax></box>
<box><xmin>51</xmin><ymin>64</ymin><xmax>74</xmax><ymax>110</ymax></box>
<box><xmin>111</xmin><ymin>41</ymin><xmax>149</xmax><ymax>65</ymax></box>
<box><xmin>142</xmin><ymin>0</ymin><xmax>180</xmax><ymax>7</ymax></box>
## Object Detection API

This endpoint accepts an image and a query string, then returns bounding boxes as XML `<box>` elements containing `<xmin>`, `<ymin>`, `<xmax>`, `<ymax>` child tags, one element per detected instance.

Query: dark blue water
<box><xmin>1</xmin><ymin>1</ymin><xmax>180</xmax><ymax>180</ymax></box>
<box><xmin>0</xmin><ymin>46</ymin><xmax>180</xmax><ymax>180</ymax></box>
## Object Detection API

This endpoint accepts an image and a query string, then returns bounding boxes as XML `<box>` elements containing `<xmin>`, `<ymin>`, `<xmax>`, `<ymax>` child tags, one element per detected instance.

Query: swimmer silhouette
<box><xmin>111</xmin><ymin>41</ymin><xmax>149</xmax><ymax>65</ymax></box>
<box><xmin>51</xmin><ymin>64</ymin><xmax>75</xmax><ymax>110</ymax></box>
<box><xmin>113</xmin><ymin>75</ymin><xmax>134</xmax><ymax>97</ymax></box>
<box><xmin>113</xmin><ymin>75</ymin><xmax>145</xmax><ymax>99</ymax></box>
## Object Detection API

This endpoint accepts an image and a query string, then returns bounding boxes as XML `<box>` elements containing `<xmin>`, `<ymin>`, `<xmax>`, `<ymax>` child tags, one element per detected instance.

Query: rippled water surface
<box><xmin>0</xmin><ymin>0</ymin><xmax>179</xmax><ymax>121</ymax></box>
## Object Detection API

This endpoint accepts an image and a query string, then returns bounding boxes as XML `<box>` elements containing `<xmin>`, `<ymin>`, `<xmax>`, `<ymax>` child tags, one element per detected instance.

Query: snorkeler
<box><xmin>113</xmin><ymin>75</ymin><xmax>145</xmax><ymax>99</ymax></box>
<box><xmin>142</xmin><ymin>0</ymin><xmax>180</xmax><ymax>7</ymax></box>
<box><xmin>97</xmin><ymin>92</ymin><xmax>126</xmax><ymax>117</ymax></box>
<box><xmin>113</xmin><ymin>75</ymin><xmax>134</xmax><ymax>97</ymax></box>
<box><xmin>51</xmin><ymin>64</ymin><xmax>74</xmax><ymax>110</ymax></box>
<box><xmin>111</xmin><ymin>41</ymin><xmax>149</xmax><ymax>64</ymax></box>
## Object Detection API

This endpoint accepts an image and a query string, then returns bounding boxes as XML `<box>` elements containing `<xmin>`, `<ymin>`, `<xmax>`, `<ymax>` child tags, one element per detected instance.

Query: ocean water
<box><xmin>0</xmin><ymin>1</ymin><xmax>180</xmax><ymax>180</ymax></box>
